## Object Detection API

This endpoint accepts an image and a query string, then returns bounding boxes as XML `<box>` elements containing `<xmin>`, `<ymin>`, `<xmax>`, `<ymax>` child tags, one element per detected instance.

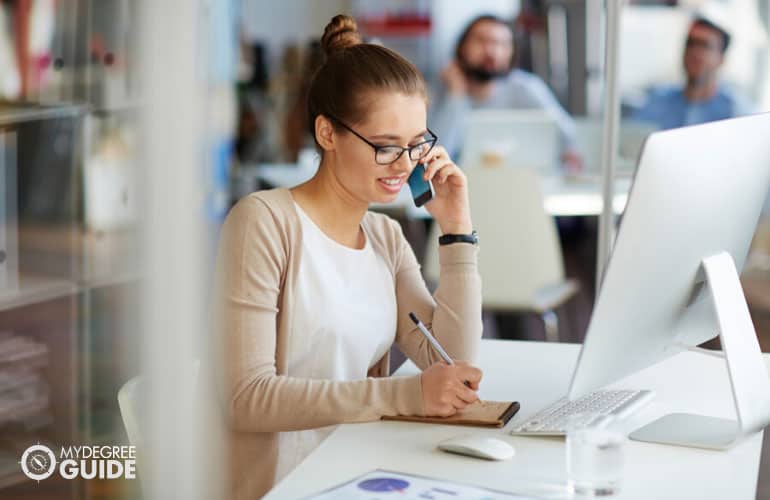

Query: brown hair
<box><xmin>454</xmin><ymin>15</ymin><xmax>516</xmax><ymax>68</ymax></box>
<box><xmin>691</xmin><ymin>16</ymin><xmax>731</xmax><ymax>53</ymax></box>
<box><xmin>306</xmin><ymin>15</ymin><xmax>427</xmax><ymax>144</ymax></box>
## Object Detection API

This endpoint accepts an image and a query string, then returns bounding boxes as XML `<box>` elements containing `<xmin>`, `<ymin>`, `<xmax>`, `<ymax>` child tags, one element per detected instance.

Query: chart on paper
<box><xmin>306</xmin><ymin>470</ymin><xmax>538</xmax><ymax>499</ymax></box>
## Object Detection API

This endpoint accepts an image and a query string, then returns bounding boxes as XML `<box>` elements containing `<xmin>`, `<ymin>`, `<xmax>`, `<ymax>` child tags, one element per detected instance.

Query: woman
<box><xmin>214</xmin><ymin>15</ymin><xmax>483</xmax><ymax>499</ymax></box>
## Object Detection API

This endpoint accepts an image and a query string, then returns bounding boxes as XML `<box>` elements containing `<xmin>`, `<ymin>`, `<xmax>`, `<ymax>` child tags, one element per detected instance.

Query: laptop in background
<box><xmin>459</xmin><ymin>109</ymin><xmax>560</xmax><ymax>173</ymax></box>
<box><xmin>572</xmin><ymin>117</ymin><xmax>657</xmax><ymax>178</ymax></box>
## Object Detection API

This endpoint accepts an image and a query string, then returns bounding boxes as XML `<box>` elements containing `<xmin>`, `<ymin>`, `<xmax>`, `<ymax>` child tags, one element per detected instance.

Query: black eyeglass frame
<box><xmin>327</xmin><ymin>114</ymin><xmax>438</xmax><ymax>165</ymax></box>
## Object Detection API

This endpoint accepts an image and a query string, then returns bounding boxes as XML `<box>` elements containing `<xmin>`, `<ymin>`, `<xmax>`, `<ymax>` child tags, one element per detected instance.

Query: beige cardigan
<box><xmin>211</xmin><ymin>188</ymin><xmax>482</xmax><ymax>499</ymax></box>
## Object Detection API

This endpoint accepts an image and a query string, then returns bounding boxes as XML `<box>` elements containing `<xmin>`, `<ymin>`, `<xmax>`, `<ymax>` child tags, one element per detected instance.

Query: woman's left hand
<box><xmin>420</xmin><ymin>146</ymin><xmax>473</xmax><ymax>234</ymax></box>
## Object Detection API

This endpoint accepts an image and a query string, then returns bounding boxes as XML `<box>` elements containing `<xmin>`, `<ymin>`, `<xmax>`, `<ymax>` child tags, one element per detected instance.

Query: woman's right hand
<box><xmin>441</xmin><ymin>60</ymin><xmax>468</xmax><ymax>96</ymax></box>
<box><xmin>420</xmin><ymin>361</ymin><xmax>483</xmax><ymax>417</ymax></box>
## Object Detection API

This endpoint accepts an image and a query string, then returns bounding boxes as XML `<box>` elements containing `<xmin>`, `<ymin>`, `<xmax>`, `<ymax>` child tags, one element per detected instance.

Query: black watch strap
<box><xmin>439</xmin><ymin>230</ymin><xmax>478</xmax><ymax>246</ymax></box>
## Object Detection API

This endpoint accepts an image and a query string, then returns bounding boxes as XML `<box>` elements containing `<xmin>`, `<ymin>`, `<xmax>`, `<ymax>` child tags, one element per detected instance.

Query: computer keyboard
<box><xmin>509</xmin><ymin>389</ymin><xmax>655</xmax><ymax>436</ymax></box>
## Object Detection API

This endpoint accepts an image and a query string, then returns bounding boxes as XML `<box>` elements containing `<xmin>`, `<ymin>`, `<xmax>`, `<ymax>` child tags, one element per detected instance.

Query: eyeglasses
<box><xmin>327</xmin><ymin>115</ymin><xmax>438</xmax><ymax>165</ymax></box>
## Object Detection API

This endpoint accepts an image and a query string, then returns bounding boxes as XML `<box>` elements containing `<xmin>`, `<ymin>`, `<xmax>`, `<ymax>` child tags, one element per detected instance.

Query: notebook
<box><xmin>382</xmin><ymin>400</ymin><xmax>520</xmax><ymax>428</ymax></box>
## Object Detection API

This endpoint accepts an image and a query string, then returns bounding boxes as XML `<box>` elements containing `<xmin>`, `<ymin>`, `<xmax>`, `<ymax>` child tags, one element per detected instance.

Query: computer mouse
<box><xmin>437</xmin><ymin>435</ymin><xmax>515</xmax><ymax>461</ymax></box>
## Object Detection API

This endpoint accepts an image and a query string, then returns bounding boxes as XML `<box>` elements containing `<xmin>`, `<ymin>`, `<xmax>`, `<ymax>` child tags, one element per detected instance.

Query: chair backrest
<box><xmin>117</xmin><ymin>376</ymin><xmax>144</xmax><ymax>448</ymax></box>
<box><xmin>117</xmin><ymin>360</ymin><xmax>201</xmax><ymax>493</ymax></box>
<box><xmin>423</xmin><ymin>166</ymin><xmax>565</xmax><ymax>309</ymax></box>
<box><xmin>117</xmin><ymin>359</ymin><xmax>200</xmax><ymax>446</ymax></box>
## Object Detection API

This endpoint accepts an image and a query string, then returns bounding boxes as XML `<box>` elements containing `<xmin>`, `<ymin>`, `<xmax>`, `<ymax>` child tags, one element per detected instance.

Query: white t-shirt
<box><xmin>275</xmin><ymin>201</ymin><xmax>397</xmax><ymax>480</ymax></box>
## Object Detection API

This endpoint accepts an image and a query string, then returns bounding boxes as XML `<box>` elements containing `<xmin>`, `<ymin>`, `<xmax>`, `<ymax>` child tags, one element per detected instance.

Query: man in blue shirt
<box><xmin>633</xmin><ymin>17</ymin><xmax>754</xmax><ymax>130</ymax></box>
<box><xmin>430</xmin><ymin>15</ymin><xmax>581</xmax><ymax>170</ymax></box>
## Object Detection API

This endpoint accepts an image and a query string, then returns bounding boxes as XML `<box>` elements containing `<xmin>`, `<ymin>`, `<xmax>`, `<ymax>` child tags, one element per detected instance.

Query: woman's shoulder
<box><xmin>245</xmin><ymin>187</ymin><xmax>294</xmax><ymax>209</ymax></box>
<box><xmin>224</xmin><ymin>188</ymin><xmax>297</xmax><ymax>237</ymax></box>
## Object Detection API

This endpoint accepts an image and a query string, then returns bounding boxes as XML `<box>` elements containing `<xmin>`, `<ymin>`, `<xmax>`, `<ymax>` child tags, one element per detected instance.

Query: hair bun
<box><xmin>321</xmin><ymin>15</ymin><xmax>363</xmax><ymax>56</ymax></box>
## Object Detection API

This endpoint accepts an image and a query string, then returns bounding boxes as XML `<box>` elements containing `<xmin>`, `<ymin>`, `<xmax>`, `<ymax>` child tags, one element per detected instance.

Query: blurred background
<box><xmin>0</xmin><ymin>0</ymin><xmax>768</xmax><ymax>498</ymax></box>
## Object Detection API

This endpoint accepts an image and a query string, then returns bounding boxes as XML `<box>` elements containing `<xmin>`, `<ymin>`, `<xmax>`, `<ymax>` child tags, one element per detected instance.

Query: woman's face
<box><xmin>329</xmin><ymin>92</ymin><xmax>429</xmax><ymax>205</ymax></box>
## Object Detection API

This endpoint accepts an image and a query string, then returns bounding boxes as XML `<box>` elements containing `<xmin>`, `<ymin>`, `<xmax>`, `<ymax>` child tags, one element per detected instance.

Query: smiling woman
<box><xmin>210</xmin><ymin>14</ymin><xmax>484</xmax><ymax>500</ymax></box>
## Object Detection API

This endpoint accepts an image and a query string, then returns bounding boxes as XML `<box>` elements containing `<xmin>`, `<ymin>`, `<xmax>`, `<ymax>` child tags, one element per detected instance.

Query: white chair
<box><xmin>117</xmin><ymin>359</ymin><xmax>200</xmax><ymax>494</ymax></box>
<box><xmin>423</xmin><ymin>166</ymin><xmax>578</xmax><ymax>342</ymax></box>
<box><xmin>117</xmin><ymin>360</ymin><xmax>200</xmax><ymax>445</ymax></box>
<box><xmin>117</xmin><ymin>376</ymin><xmax>144</xmax><ymax>448</ymax></box>
<box><xmin>117</xmin><ymin>374</ymin><xmax>148</xmax><ymax>497</ymax></box>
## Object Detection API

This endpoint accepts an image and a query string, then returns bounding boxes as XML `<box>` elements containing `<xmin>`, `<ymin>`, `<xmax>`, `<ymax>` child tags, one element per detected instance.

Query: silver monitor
<box><xmin>573</xmin><ymin>117</ymin><xmax>657</xmax><ymax>175</ymax></box>
<box><xmin>568</xmin><ymin>113</ymin><xmax>770</xmax><ymax>449</ymax></box>
<box><xmin>459</xmin><ymin>110</ymin><xmax>560</xmax><ymax>172</ymax></box>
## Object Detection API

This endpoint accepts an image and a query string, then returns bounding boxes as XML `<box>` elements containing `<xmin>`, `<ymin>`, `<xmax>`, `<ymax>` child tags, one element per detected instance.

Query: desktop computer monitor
<box><xmin>568</xmin><ymin>113</ymin><xmax>770</xmax><ymax>449</ymax></box>
<box><xmin>459</xmin><ymin>109</ymin><xmax>560</xmax><ymax>172</ymax></box>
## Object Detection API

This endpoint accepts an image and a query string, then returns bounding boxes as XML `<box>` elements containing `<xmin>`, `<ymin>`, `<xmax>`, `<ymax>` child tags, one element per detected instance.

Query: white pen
<box><xmin>409</xmin><ymin>312</ymin><xmax>473</xmax><ymax>388</ymax></box>
<box><xmin>409</xmin><ymin>312</ymin><xmax>454</xmax><ymax>364</ymax></box>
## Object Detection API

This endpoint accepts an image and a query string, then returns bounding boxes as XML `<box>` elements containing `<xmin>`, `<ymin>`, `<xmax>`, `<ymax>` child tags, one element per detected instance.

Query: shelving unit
<box><xmin>0</xmin><ymin>1</ymin><xmax>139</xmax><ymax>498</ymax></box>
<box><xmin>0</xmin><ymin>275</ymin><xmax>77</xmax><ymax>313</ymax></box>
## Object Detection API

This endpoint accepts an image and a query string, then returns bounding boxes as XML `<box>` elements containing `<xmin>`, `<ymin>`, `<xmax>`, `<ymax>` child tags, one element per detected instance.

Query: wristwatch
<box><xmin>438</xmin><ymin>230</ymin><xmax>478</xmax><ymax>246</ymax></box>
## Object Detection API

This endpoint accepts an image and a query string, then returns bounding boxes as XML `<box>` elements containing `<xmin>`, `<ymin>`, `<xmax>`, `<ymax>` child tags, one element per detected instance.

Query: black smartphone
<box><xmin>407</xmin><ymin>163</ymin><xmax>434</xmax><ymax>207</ymax></box>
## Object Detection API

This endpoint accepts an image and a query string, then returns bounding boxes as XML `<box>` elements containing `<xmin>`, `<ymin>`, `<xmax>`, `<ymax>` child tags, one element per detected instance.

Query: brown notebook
<box><xmin>382</xmin><ymin>400</ymin><xmax>520</xmax><ymax>428</ymax></box>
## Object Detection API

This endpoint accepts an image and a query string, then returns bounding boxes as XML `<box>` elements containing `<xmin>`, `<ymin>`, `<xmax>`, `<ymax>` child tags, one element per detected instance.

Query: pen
<box><xmin>409</xmin><ymin>312</ymin><xmax>454</xmax><ymax>364</ymax></box>
<box><xmin>408</xmin><ymin>312</ymin><xmax>473</xmax><ymax>389</ymax></box>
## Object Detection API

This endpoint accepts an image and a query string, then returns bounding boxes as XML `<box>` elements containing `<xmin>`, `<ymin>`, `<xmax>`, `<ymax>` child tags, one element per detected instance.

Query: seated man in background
<box><xmin>430</xmin><ymin>14</ymin><xmax>581</xmax><ymax>170</ymax></box>
<box><xmin>632</xmin><ymin>16</ymin><xmax>754</xmax><ymax>130</ymax></box>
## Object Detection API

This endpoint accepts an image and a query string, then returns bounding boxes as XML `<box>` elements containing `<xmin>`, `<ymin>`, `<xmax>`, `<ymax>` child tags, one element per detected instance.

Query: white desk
<box><xmin>540</xmin><ymin>175</ymin><xmax>630</xmax><ymax>217</ymax></box>
<box><xmin>236</xmin><ymin>164</ymin><xmax>631</xmax><ymax>218</ymax></box>
<box><xmin>265</xmin><ymin>340</ymin><xmax>767</xmax><ymax>499</ymax></box>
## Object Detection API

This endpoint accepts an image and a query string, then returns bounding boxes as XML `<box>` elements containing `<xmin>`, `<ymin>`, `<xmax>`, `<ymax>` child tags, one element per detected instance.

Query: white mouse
<box><xmin>437</xmin><ymin>435</ymin><xmax>516</xmax><ymax>461</ymax></box>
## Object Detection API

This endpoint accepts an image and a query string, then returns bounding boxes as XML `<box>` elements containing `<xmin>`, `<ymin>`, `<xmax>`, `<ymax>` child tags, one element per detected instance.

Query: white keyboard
<box><xmin>509</xmin><ymin>389</ymin><xmax>655</xmax><ymax>436</ymax></box>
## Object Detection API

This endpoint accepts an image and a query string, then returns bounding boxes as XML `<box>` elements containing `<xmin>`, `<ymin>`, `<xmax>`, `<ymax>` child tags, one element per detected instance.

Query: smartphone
<box><xmin>407</xmin><ymin>163</ymin><xmax>434</xmax><ymax>207</ymax></box>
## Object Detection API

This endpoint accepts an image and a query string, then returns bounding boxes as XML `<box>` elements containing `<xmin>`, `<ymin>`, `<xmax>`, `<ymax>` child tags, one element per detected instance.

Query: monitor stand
<box><xmin>630</xmin><ymin>251</ymin><xmax>770</xmax><ymax>449</ymax></box>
